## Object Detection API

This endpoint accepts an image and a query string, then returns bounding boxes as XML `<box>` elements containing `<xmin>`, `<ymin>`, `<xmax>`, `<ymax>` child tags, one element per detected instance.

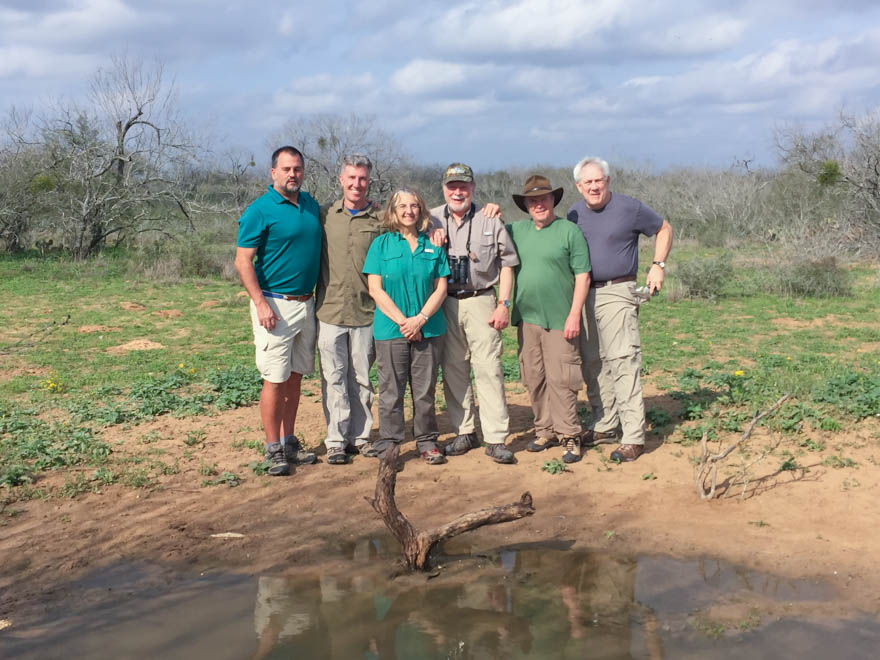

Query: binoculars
<box><xmin>448</xmin><ymin>255</ymin><xmax>470</xmax><ymax>286</ymax></box>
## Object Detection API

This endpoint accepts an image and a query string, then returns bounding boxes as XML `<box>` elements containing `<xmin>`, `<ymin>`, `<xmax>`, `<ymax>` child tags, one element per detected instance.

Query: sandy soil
<box><xmin>2</xmin><ymin>384</ymin><xmax>880</xmax><ymax>627</ymax></box>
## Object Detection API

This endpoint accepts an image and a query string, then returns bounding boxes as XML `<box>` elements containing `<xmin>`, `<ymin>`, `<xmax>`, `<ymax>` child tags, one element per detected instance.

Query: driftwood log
<box><xmin>367</xmin><ymin>444</ymin><xmax>536</xmax><ymax>570</ymax></box>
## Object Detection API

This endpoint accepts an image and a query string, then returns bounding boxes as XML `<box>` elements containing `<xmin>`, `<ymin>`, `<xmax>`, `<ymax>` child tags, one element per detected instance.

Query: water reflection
<box><xmin>4</xmin><ymin>541</ymin><xmax>863</xmax><ymax>660</ymax></box>
<box><xmin>251</xmin><ymin>541</ymin><xmax>665</xmax><ymax>659</ymax></box>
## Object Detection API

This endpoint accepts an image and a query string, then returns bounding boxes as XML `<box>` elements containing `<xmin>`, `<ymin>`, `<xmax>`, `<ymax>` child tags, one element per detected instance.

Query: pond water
<box><xmin>3</xmin><ymin>538</ymin><xmax>878</xmax><ymax>659</ymax></box>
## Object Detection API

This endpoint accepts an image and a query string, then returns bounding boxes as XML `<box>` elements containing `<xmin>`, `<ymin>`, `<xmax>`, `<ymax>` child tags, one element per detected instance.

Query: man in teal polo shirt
<box><xmin>234</xmin><ymin>146</ymin><xmax>322</xmax><ymax>476</ymax></box>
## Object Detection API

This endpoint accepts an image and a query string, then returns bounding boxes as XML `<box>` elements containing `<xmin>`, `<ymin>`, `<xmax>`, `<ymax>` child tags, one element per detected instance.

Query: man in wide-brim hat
<box><xmin>505</xmin><ymin>174</ymin><xmax>592</xmax><ymax>464</ymax></box>
<box><xmin>512</xmin><ymin>174</ymin><xmax>564</xmax><ymax>212</ymax></box>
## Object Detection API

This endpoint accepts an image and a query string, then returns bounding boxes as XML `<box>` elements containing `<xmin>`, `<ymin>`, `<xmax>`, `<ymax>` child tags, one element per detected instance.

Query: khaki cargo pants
<box><xmin>581</xmin><ymin>281</ymin><xmax>646</xmax><ymax>445</ymax></box>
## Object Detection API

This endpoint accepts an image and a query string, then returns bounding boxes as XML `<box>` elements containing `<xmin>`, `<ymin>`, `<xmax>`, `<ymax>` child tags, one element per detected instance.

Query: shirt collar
<box><xmin>444</xmin><ymin>203</ymin><xmax>476</xmax><ymax>224</ymax></box>
<box><xmin>267</xmin><ymin>184</ymin><xmax>301</xmax><ymax>206</ymax></box>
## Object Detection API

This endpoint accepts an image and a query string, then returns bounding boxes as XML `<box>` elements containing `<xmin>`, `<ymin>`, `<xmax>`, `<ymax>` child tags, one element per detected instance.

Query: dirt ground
<box><xmin>3</xmin><ymin>383</ymin><xmax>880</xmax><ymax>628</ymax></box>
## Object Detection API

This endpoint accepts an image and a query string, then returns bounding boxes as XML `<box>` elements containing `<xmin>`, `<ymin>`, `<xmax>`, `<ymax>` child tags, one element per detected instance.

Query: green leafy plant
<box><xmin>202</xmin><ymin>471</ymin><xmax>240</xmax><ymax>487</ymax></box>
<box><xmin>541</xmin><ymin>458</ymin><xmax>568</xmax><ymax>475</ymax></box>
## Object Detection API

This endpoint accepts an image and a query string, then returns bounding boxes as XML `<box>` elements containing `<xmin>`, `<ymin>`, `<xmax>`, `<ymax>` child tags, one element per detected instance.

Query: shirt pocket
<box><xmin>380</xmin><ymin>253</ymin><xmax>404</xmax><ymax>281</ymax></box>
<box><xmin>415</xmin><ymin>251</ymin><xmax>442</xmax><ymax>280</ymax></box>
<box><xmin>473</xmin><ymin>232</ymin><xmax>498</xmax><ymax>274</ymax></box>
<box><xmin>353</xmin><ymin>226</ymin><xmax>381</xmax><ymax>264</ymax></box>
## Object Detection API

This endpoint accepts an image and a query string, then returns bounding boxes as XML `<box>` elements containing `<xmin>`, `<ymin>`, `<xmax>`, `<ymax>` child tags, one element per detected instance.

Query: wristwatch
<box><xmin>500</xmin><ymin>299</ymin><xmax>511</xmax><ymax>308</ymax></box>
<box><xmin>652</xmin><ymin>261</ymin><xmax>666</xmax><ymax>269</ymax></box>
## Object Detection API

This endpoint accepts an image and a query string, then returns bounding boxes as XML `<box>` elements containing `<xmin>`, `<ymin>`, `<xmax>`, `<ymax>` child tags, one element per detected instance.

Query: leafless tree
<box><xmin>0</xmin><ymin>108</ymin><xmax>46</xmax><ymax>252</ymax></box>
<box><xmin>268</xmin><ymin>113</ymin><xmax>409</xmax><ymax>204</ymax></box>
<box><xmin>19</xmin><ymin>55</ymin><xmax>198</xmax><ymax>259</ymax></box>
<box><xmin>775</xmin><ymin>108</ymin><xmax>880</xmax><ymax>255</ymax></box>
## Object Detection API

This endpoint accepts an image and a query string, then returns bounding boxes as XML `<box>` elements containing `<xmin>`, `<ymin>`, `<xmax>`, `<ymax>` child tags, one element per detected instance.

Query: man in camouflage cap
<box><xmin>430</xmin><ymin>164</ymin><xmax>520</xmax><ymax>464</ymax></box>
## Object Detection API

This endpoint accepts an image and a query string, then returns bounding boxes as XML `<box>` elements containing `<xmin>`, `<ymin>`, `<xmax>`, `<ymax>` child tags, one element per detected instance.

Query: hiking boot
<box><xmin>527</xmin><ymin>436</ymin><xmax>559</xmax><ymax>452</ymax></box>
<box><xmin>283</xmin><ymin>436</ymin><xmax>316</xmax><ymax>465</ymax></box>
<box><xmin>485</xmin><ymin>443</ymin><xmax>515</xmax><ymax>464</ymax></box>
<box><xmin>582</xmin><ymin>429</ymin><xmax>621</xmax><ymax>447</ymax></box>
<box><xmin>357</xmin><ymin>442</ymin><xmax>379</xmax><ymax>458</ymax></box>
<box><xmin>420</xmin><ymin>447</ymin><xmax>447</xmax><ymax>465</ymax></box>
<box><xmin>264</xmin><ymin>442</ymin><xmax>290</xmax><ymax>476</ymax></box>
<box><xmin>610</xmin><ymin>443</ymin><xmax>644</xmax><ymax>463</ymax></box>
<box><xmin>445</xmin><ymin>433</ymin><xmax>480</xmax><ymax>456</ymax></box>
<box><xmin>327</xmin><ymin>446</ymin><xmax>348</xmax><ymax>465</ymax></box>
<box><xmin>561</xmin><ymin>436</ymin><xmax>582</xmax><ymax>464</ymax></box>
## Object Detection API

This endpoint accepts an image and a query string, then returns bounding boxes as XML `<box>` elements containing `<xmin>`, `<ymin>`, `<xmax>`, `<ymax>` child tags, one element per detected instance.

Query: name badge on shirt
<box><xmin>483</xmin><ymin>231</ymin><xmax>493</xmax><ymax>236</ymax></box>
<box><xmin>424</xmin><ymin>248</ymin><xmax>435</xmax><ymax>253</ymax></box>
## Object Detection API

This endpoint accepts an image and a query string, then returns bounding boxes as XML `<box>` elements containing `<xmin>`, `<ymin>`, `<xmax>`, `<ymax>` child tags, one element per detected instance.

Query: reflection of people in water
<box><xmin>250</xmin><ymin>575</ymin><xmax>329</xmax><ymax>660</ymax></box>
<box><xmin>249</xmin><ymin>543</ymin><xmax>660</xmax><ymax>659</ymax></box>
<box><xmin>558</xmin><ymin>553</ymin><xmax>663</xmax><ymax>659</ymax></box>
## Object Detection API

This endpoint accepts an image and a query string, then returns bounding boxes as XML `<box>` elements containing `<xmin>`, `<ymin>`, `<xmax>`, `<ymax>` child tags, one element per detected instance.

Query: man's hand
<box><xmin>563</xmin><ymin>312</ymin><xmax>581</xmax><ymax>339</ymax></box>
<box><xmin>256</xmin><ymin>300</ymin><xmax>280</xmax><ymax>331</ymax></box>
<box><xmin>428</xmin><ymin>227</ymin><xmax>446</xmax><ymax>247</ymax></box>
<box><xmin>487</xmin><ymin>304</ymin><xmax>510</xmax><ymax>331</ymax></box>
<box><xmin>646</xmin><ymin>264</ymin><xmax>665</xmax><ymax>294</ymax></box>
<box><xmin>481</xmin><ymin>203</ymin><xmax>501</xmax><ymax>219</ymax></box>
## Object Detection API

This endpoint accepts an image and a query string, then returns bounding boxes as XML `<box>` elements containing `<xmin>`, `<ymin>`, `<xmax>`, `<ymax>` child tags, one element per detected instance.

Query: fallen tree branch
<box><xmin>0</xmin><ymin>314</ymin><xmax>70</xmax><ymax>355</ymax></box>
<box><xmin>367</xmin><ymin>444</ymin><xmax>535</xmax><ymax>570</ymax></box>
<box><xmin>694</xmin><ymin>394</ymin><xmax>791</xmax><ymax>500</ymax></box>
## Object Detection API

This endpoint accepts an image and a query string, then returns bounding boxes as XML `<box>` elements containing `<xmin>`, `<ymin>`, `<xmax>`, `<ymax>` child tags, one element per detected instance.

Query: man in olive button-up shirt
<box><xmin>314</xmin><ymin>155</ymin><xmax>384</xmax><ymax>464</ymax></box>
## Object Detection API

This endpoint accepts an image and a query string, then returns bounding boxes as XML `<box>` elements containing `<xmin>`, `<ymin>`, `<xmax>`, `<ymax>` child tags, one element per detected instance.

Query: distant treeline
<box><xmin>2</xmin><ymin>57</ymin><xmax>879</xmax><ymax>260</ymax></box>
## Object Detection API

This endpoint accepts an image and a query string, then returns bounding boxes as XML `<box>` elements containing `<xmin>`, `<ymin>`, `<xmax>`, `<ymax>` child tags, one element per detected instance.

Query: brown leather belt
<box><xmin>448</xmin><ymin>287</ymin><xmax>493</xmax><ymax>300</ymax></box>
<box><xmin>590</xmin><ymin>275</ymin><xmax>636</xmax><ymax>288</ymax></box>
<box><xmin>262</xmin><ymin>290</ymin><xmax>313</xmax><ymax>302</ymax></box>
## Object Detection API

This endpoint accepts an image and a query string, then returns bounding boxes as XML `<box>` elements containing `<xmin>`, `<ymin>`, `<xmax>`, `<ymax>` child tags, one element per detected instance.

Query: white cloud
<box><xmin>272</xmin><ymin>73</ymin><xmax>377</xmax><ymax>114</ymax></box>
<box><xmin>392</xmin><ymin>59</ymin><xmax>467</xmax><ymax>93</ymax></box>
<box><xmin>422</xmin><ymin>96</ymin><xmax>492</xmax><ymax>116</ymax></box>
<box><xmin>0</xmin><ymin>0</ymin><xmax>139</xmax><ymax>46</ymax></box>
<box><xmin>0</xmin><ymin>46</ymin><xmax>96</xmax><ymax>78</ymax></box>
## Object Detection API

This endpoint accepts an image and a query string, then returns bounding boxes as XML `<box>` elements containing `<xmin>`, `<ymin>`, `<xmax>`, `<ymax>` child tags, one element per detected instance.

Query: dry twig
<box><xmin>694</xmin><ymin>394</ymin><xmax>791</xmax><ymax>500</ymax></box>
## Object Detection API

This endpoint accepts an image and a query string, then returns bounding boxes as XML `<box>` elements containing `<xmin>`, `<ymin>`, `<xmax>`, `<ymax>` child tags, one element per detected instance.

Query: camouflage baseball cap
<box><xmin>442</xmin><ymin>163</ymin><xmax>474</xmax><ymax>184</ymax></box>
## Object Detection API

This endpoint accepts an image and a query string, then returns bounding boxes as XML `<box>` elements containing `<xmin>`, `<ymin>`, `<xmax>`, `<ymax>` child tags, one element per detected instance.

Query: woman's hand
<box><xmin>399</xmin><ymin>315</ymin><xmax>424</xmax><ymax>340</ymax></box>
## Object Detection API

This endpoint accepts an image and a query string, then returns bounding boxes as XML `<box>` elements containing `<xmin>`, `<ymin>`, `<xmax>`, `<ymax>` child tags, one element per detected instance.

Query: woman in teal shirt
<box><xmin>363</xmin><ymin>189</ymin><xmax>450</xmax><ymax>464</ymax></box>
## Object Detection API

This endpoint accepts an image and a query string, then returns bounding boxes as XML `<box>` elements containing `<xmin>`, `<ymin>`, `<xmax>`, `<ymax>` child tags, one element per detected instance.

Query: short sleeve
<box><xmin>236</xmin><ymin>204</ymin><xmax>265</xmax><ymax>248</ymax></box>
<box><xmin>635</xmin><ymin>202</ymin><xmax>663</xmax><ymax>237</ymax></box>
<box><xmin>362</xmin><ymin>235</ymin><xmax>384</xmax><ymax>275</ymax></box>
<box><xmin>568</xmin><ymin>226</ymin><xmax>591</xmax><ymax>275</ymax></box>
<box><xmin>495</xmin><ymin>219</ymin><xmax>520</xmax><ymax>268</ymax></box>
<box><xmin>435</xmin><ymin>251</ymin><xmax>451</xmax><ymax>279</ymax></box>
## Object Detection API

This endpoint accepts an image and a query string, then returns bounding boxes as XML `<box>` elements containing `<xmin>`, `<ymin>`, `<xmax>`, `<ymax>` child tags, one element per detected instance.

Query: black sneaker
<box><xmin>445</xmin><ymin>433</ymin><xmax>480</xmax><ymax>456</ymax></box>
<box><xmin>284</xmin><ymin>436</ymin><xmax>316</xmax><ymax>465</ymax></box>
<box><xmin>265</xmin><ymin>442</ymin><xmax>290</xmax><ymax>476</ymax></box>
<box><xmin>561</xmin><ymin>436</ymin><xmax>582</xmax><ymax>464</ymax></box>
<box><xmin>485</xmin><ymin>443</ymin><xmax>515</xmax><ymax>464</ymax></box>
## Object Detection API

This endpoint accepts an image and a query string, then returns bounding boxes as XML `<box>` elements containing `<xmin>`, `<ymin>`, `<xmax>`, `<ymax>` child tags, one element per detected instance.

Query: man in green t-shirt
<box><xmin>235</xmin><ymin>146</ymin><xmax>322</xmax><ymax>477</ymax></box>
<box><xmin>506</xmin><ymin>175</ymin><xmax>591</xmax><ymax>463</ymax></box>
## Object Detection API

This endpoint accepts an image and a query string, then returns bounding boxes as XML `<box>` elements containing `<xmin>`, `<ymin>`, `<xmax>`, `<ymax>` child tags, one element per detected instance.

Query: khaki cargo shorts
<box><xmin>249</xmin><ymin>296</ymin><xmax>316</xmax><ymax>383</ymax></box>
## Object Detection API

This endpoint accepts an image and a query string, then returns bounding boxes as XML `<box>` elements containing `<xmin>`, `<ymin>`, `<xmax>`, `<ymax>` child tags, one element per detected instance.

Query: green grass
<box><xmin>2</xmin><ymin>249</ymin><xmax>880</xmax><ymax>500</ymax></box>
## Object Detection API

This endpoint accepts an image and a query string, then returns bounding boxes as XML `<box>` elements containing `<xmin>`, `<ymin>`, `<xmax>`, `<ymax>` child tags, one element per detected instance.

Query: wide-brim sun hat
<box><xmin>512</xmin><ymin>174</ymin><xmax>564</xmax><ymax>212</ymax></box>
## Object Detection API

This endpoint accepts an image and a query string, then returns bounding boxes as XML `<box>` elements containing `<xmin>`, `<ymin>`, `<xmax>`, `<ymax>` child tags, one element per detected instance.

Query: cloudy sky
<box><xmin>2</xmin><ymin>0</ymin><xmax>880</xmax><ymax>171</ymax></box>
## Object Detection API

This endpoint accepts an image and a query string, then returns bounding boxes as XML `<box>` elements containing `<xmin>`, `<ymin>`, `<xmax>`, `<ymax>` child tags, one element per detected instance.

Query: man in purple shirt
<box><xmin>567</xmin><ymin>157</ymin><xmax>673</xmax><ymax>463</ymax></box>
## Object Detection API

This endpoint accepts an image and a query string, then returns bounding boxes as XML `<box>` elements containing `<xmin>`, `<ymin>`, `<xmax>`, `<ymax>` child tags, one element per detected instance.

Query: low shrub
<box><xmin>674</xmin><ymin>252</ymin><xmax>733</xmax><ymax>300</ymax></box>
<box><xmin>769</xmin><ymin>257</ymin><xmax>851</xmax><ymax>298</ymax></box>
